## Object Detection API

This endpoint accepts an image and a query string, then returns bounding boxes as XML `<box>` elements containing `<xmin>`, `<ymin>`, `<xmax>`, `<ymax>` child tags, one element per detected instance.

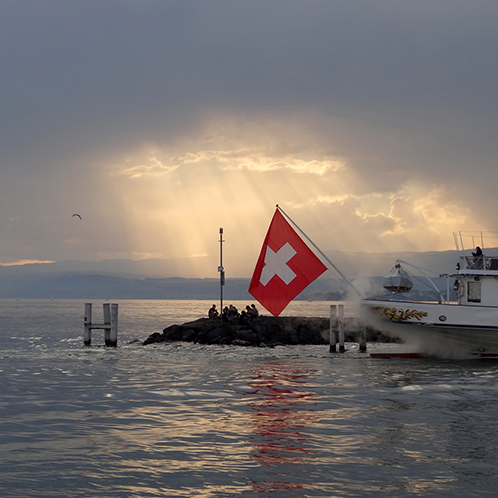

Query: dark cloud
<box><xmin>3</xmin><ymin>1</ymin><xmax>498</xmax><ymax>129</ymax></box>
<box><xmin>1</xmin><ymin>1</ymin><xmax>497</xmax><ymax>269</ymax></box>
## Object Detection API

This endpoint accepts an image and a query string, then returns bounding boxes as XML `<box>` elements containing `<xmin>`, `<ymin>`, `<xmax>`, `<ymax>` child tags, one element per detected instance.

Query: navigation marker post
<box><xmin>219</xmin><ymin>228</ymin><xmax>225</xmax><ymax>313</ymax></box>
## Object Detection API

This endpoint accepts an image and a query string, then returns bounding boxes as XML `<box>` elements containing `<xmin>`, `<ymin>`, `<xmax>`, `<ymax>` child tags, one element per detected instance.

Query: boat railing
<box><xmin>462</xmin><ymin>255</ymin><xmax>498</xmax><ymax>271</ymax></box>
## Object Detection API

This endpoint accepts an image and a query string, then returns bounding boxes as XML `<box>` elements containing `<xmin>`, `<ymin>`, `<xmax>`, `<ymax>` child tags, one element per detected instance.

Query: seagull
<box><xmin>73</xmin><ymin>214</ymin><xmax>82</xmax><ymax>220</ymax></box>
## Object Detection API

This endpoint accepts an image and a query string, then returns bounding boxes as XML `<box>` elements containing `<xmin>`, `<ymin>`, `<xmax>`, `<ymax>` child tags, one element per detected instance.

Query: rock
<box><xmin>143</xmin><ymin>332</ymin><xmax>164</xmax><ymax>345</ymax></box>
<box><xmin>234</xmin><ymin>328</ymin><xmax>258</xmax><ymax>344</ymax></box>
<box><xmin>142</xmin><ymin>315</ymin><xmax>399</xmax><ymax>347</ymax></box>
<box><xmin>181</xmin><ymin>329</ymin><xmax>197</xmax><ymax>342</ymax></box>
<box><xmin>144</xmin><ymin>316</ymin><xmax>328</xmax><ymax>346</ymax></box>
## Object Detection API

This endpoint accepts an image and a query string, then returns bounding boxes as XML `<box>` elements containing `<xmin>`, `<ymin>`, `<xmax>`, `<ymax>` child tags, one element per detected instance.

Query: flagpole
<box><xmin>276</xmin><ymin>205</ymin><xmax>363</xmax><ymax>297</ymax></box>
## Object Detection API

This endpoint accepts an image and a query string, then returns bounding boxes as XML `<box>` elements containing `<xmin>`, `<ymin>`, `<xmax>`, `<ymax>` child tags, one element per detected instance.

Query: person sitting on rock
<box><xmin>227</xmin><ymin>305</ymin><xmax>238</xmax><ymax>319</ymax></box>
<box><xmin>239</xmin><ymin>310</ymin><xmax>250</xmax><ymax>325</ymax></box>
<box><xmin>208</xmin><ymin>304</ymin><xmax>218</xmax><ymax>319</ymax></box>
<box><xmin>246</xmin><ymin>304</ymin><xmax>257</xmax><ymax>318</ymax></box>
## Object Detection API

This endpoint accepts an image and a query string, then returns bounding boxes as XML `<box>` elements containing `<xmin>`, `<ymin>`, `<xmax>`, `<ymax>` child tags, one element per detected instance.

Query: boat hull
<box><xmin>360</xmin><ymin>299</ymin><xmax>498</xmax><ymax>358</ymax></box>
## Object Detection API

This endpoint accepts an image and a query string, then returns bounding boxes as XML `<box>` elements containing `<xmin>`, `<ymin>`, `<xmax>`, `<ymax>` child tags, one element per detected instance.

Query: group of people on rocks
<box><xmin>208</xmin><ymin>303</ymin><xmax>259</xmax><ymax>323</ymax></box>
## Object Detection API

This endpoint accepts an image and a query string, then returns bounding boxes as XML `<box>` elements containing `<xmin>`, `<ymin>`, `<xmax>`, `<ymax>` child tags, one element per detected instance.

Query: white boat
<box><xmin>359</xmin><ymin>232</ymin><xmax>498</xmax><ymax>358</ymax></box>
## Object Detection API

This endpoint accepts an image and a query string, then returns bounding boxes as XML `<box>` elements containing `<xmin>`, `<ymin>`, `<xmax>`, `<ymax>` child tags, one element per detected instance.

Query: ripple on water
<box><xmin>2</xmin><ymin>300</ymin><xmax>498</xmax><ymax>496</ymax></box>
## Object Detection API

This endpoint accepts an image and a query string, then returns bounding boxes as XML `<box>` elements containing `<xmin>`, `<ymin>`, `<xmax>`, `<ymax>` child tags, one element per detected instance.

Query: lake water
<box><xmin>1</xmin><ymin>299</ymin><xmax>498</xmax><ymax>497</ymax></box>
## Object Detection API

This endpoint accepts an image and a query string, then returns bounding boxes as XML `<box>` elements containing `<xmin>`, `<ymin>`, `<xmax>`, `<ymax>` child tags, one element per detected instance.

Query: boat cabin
<box><xmin>453</xmin><ymin>255</ymin><xmax>498</xmax><ymax>306</ymax></box>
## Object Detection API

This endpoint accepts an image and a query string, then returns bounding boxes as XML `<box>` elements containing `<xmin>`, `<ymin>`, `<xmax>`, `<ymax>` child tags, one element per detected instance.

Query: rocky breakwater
<box><xmin>143</xmin><ymin>315</ymin><xmax>395</xmax><ymax>347</ymax></box>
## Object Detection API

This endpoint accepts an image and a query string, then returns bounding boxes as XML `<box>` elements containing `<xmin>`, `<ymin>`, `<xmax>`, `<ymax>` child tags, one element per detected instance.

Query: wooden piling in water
<box><xmin>83</xmin><ymin>303</ymin><xmax>118</xmax><ymax>347</ymax></box>
<box><xmin>84</xmin><ymin>303</ymin><xmax>92</xmax><ymax>346</ymax></box>
<box><xmin>359</xmin><ymin>326</ymin><xmax>367</xmax><ymax>352</ymax></box>
<box><xmin>109</xmin><ymin>303</ymin><xmax>118</xmax><ymax>347</ymax></box>
<box><xmin>329</xmin><ymin>305</ymin><xmax>337</xmax><ymax>352</ymax></box>
<box><xmin>329</xmin><ymin>304</ymin><xmax>345</xmax><ymax>353</ymax></box>
<box><xmin>337</xmin><ymin>304</ymin><xmax>345</xmax><ymax>352</ymax></box>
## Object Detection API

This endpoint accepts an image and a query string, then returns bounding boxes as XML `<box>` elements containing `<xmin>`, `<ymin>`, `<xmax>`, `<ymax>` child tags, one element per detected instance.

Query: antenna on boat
<box><xmin>276</xmin><ymin>205</ymin><xmax>363</xmax><ymax>297</ymax></box>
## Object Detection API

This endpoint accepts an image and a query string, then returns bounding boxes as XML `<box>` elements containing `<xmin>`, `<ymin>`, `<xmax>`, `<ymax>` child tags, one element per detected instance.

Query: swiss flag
<box><xmin>249</xmin><ymin>208</ymin><xmax>327</xmax><ymax>316</ymax></box>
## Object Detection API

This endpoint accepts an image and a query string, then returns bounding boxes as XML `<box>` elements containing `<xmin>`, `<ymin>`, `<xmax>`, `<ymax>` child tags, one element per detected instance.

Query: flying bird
<box><xmin>73</xmin><ymin>214</ymin><xmax>82</xmax><ymax>220</ymax></box>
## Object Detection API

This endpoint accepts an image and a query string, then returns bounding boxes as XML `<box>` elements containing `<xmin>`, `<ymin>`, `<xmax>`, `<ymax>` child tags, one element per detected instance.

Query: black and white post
<box><xmin>218</xmin><ymin>227</ymin><xmax>225</xmax><ymax>313</ymax></box>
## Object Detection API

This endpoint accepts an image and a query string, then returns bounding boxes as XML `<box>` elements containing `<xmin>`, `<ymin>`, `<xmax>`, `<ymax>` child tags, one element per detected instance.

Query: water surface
<box><xmin>1</xmin><ymin>299</ymin><xmax>497</xmax><ymax>497</ymax></box>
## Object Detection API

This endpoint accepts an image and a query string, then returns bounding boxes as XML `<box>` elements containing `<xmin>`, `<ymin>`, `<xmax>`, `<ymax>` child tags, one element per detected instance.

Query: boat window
<box><xmin>467</xmin><ymin>281</ymin><xmax>481</xmax><ymax>303</ymax></box>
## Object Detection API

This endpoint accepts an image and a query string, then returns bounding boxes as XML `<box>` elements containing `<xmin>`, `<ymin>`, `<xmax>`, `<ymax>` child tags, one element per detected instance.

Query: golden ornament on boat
<box><xmin>370</xmin><ymin>306</ymin><xmax>428</xmax><ymax>321</ymax></box>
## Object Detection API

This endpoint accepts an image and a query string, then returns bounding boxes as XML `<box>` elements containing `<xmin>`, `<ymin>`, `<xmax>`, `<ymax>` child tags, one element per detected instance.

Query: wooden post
<box><xmin>338</xmin><ymin>304</ymin><xmax>345</xmax><ymax>352</ymax></box>
<box><xmin>329</xmin><ymin>305</ymin><xmax>337</xmax><ymax>352</ymax></box>
<box><xmin>359</xmin><ymin>326</ymin><xmax>367</xmax><ymax>352</ymax></box>
<box><xmin>83</xmin><ymin>302</ymin><xmax>118</xmax><ymax>347</ymax></box>
<box><xmin>103</xmin><ymin>303</ymin><xmax>111</xmax><ymax>345</ymax></box>
<box><xmin>109</xmin><ymin>303</ymin><xmax>118</xmax><ymax>347</ymax></box>
<box><xmin>84</xmin><ymin>303</ymin><xmax>92</xmax><ymax>345</ymax></box>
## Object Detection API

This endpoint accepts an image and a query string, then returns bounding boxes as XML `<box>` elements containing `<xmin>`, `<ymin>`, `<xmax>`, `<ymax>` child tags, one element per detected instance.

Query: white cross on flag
<box><xmin>249</xmin><ymin>208</ymin><xmax>327</xmax><ymax>316</ymax></box>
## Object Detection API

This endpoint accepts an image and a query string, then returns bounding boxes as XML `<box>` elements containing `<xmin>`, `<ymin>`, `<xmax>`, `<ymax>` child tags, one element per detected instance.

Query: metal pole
<box><xmin>219</xmin><ymin>228</ymin><xmax>224</xmax><ymax>313</ymax></box>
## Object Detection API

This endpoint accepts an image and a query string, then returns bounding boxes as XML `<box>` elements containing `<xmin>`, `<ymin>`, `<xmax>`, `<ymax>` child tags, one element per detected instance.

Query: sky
<box><xmin>1</xmin><ymin>0</ymin><xmax>498</xmax><ymax>277</ymax></box>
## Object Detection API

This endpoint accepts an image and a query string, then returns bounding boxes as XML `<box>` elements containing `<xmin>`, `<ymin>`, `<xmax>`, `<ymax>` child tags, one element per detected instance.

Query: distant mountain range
<box><xmin>0</xmin><ymin>247</ymin><xmax>489</xmax><ymax>300</ymax></box>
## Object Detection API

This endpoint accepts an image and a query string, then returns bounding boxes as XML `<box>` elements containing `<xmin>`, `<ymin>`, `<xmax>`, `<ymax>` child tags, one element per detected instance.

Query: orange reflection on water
<box><xmin>244</xmin><ymin>363</ymin><xmax>319</xmax><ymax>493</ymax></box>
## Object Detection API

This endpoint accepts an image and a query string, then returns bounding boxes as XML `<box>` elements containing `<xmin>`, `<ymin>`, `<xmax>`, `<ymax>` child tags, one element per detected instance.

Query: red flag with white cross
<box><xmin>249</xmin><ymin>208</ymin><xmax>327</xmax><ymax>316</ymax></box>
